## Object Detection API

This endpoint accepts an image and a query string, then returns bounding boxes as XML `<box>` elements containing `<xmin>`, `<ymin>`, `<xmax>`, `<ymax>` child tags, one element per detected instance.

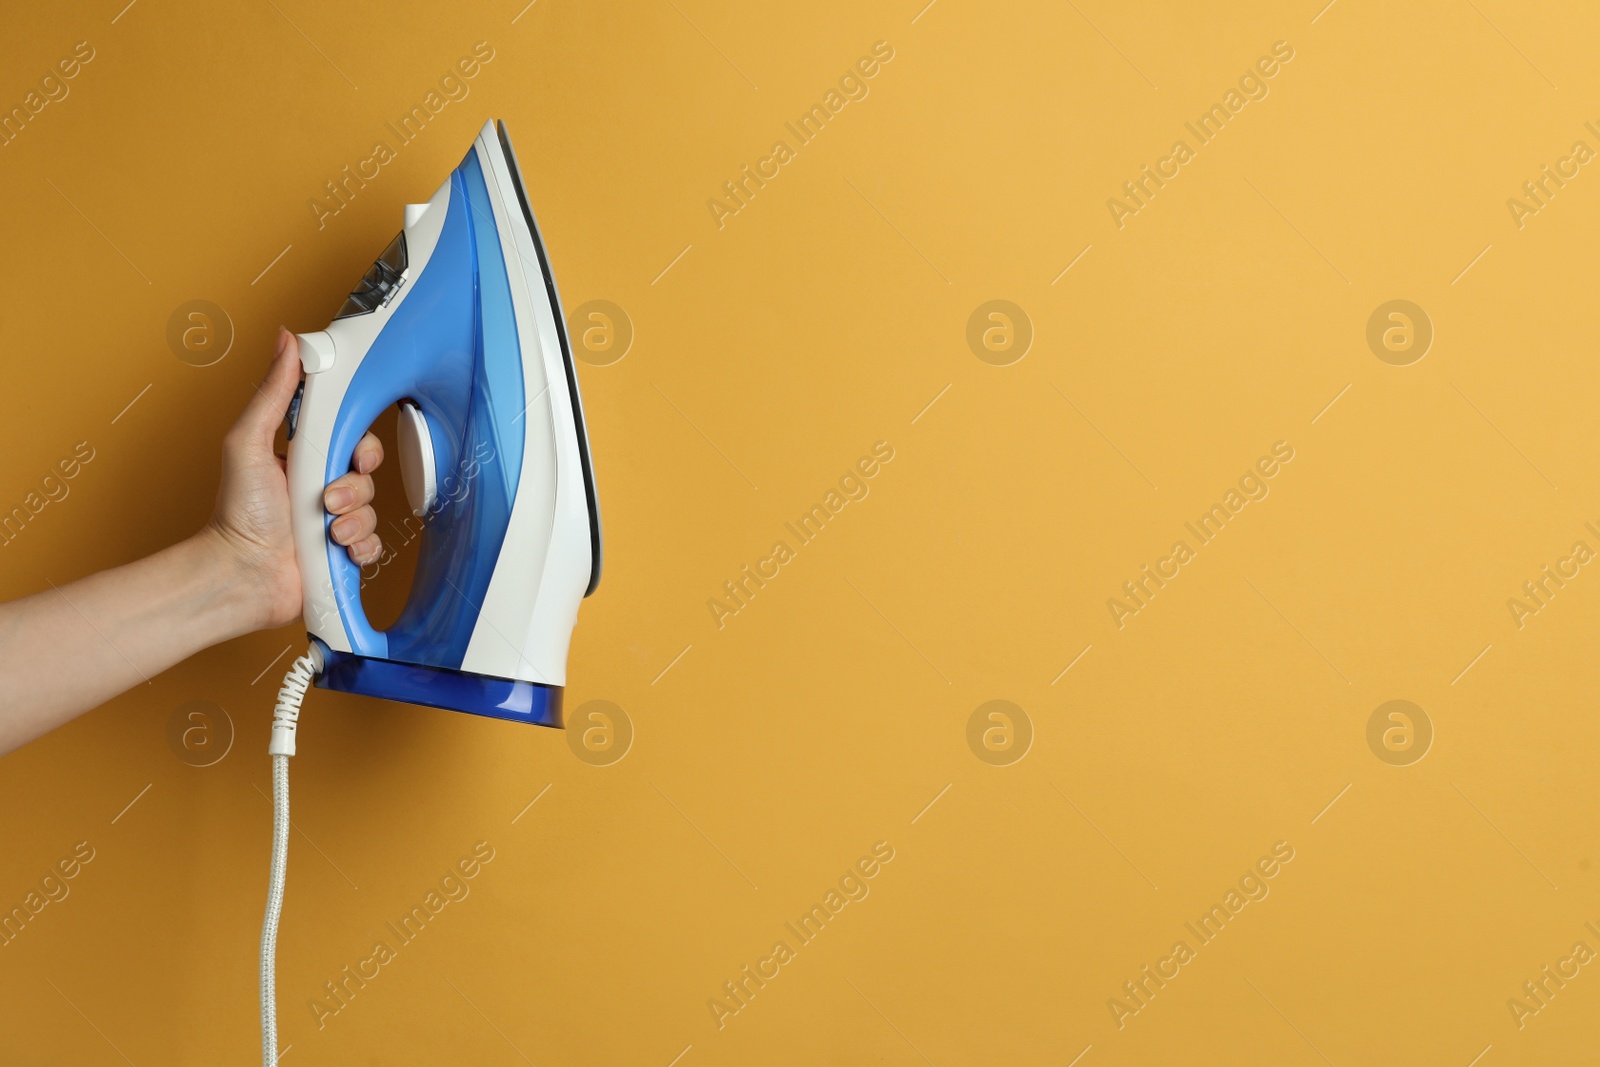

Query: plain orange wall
<box><xmin>4</xmin><ymin>1</ymin><xmax>1600</xmax><ymax>1064</ymax></box>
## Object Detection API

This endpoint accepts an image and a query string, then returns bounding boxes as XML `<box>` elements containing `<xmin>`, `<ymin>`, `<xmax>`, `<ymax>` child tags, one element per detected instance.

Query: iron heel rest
<box><xmin>310</xmin><ymin>637</ymin><xmax>564</xmax><ymax>727</ymax></box>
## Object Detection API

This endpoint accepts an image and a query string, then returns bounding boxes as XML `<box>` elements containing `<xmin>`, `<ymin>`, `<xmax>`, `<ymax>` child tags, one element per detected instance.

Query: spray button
<box><xmin>285</xmin><ymin>380</ymin><xmax>304</xmax><ymax>440</ymax></box>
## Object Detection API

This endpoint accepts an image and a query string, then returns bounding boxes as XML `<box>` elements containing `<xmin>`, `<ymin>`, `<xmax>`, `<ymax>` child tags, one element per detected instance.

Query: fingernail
<box><xmin>325</xmin><ymin>486</ymin><xmax>352</xmax><ymax>511</ymax></box>
<box><xmin>275</xmin><ymin>326</ymin><xmax>290</xmax><ymax>359</ymax></box>
<box><xmin>356</xmin><ymin>451</ymin><xmax>376</xmax><ymax>474</ymax></box>
<box><xmin>331</xmin><ymin>516</ymin><xmax>355</xmax><ymax>543</ymax></box>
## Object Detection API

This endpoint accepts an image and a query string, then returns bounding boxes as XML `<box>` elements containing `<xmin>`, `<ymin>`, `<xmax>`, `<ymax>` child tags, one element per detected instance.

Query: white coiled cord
<box><xmin>261</xmin><ymin>648</ymin><xmax>320</xmax><ymax>1067</ymax></box>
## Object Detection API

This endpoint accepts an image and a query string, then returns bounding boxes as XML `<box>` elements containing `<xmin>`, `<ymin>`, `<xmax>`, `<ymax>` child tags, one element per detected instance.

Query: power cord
<box><xmin>260</xmin><ymin>647</ymin><xmax>320</xmax><ymax>1067</ymax></box>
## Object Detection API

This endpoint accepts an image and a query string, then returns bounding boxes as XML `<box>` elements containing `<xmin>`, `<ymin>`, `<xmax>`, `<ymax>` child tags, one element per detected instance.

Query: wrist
<box><xmin>185</xmin><ymin>525</ymin><xmax>278</xmax><ymax>638</ymax></box>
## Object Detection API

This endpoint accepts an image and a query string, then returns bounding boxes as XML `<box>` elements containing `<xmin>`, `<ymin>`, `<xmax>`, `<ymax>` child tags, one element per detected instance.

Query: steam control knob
<box><xmin>396</xmin><ymin>401</ymin><xmax>438</xmax><ymax>517</ymax></box>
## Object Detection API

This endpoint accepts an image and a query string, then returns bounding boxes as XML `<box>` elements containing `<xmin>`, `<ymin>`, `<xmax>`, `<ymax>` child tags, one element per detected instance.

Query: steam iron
<box><xmin>285</xmin><ymin>119</ymin><xmax>601</xmax><ymax>728</ymax></box>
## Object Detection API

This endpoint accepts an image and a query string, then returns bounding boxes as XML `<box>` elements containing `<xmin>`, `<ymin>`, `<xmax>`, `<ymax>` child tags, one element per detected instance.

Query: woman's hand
<box><xmin>202</xmin><ymin>327</ymin><xmax>385</xmax><ymax>631</ymax></box>
<box><xmin>0</xmin><ymin>328</ymin><xmax>390</xmax><ymax>755</ymax></box>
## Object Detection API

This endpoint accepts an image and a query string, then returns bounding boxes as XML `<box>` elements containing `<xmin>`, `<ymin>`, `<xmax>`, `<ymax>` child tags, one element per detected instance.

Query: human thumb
<box><xmin>237</xmin><ymin>328</ymin><xmax>302</xmax><ymax>446</ymax></box>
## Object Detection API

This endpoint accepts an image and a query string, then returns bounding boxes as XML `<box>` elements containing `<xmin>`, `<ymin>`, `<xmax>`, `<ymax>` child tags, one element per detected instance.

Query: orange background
<box><xmin>3</xmin><ymin>1</ymin><xmax>1600</xmax><ymax>1064</ymax></box>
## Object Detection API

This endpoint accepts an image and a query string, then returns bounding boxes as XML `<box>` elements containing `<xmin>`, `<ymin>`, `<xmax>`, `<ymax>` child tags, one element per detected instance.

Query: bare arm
<box><xmin>0</xmin><ymin>330</ymin><xmax>385</xmax><ymax>756</ymax></box>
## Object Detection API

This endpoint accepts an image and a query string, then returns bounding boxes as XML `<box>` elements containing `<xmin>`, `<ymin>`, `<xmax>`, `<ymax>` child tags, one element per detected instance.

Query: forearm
<box><xmin>0</xmin><ymin>529</ymin><xmax>264</xmax><ymax>754</ymax></box>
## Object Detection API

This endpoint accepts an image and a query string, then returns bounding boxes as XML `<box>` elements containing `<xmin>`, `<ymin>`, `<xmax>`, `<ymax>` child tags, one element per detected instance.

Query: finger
<box><xmin>352</xmin><ymin>432</ymin><xmax>385</xmax><ymax>475</ymax></box>
<box><xmin>236</xmin><ymin>328</ymin><xmax>302</xmax><ymax>447</ymax></box>
<box><xmin>323</xmin><ymin>471</ymin><xmax>374</xmax><ymax>514</ymax></box>
<box><xmin>347</xmin><ymin>533</ymin><xmax>384</xmax><ymax>566</ymax></box>
<box><xmin>330</xmin><ymin>505</ymin><xmax>377</xmax><ymax>546</ymax></box>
